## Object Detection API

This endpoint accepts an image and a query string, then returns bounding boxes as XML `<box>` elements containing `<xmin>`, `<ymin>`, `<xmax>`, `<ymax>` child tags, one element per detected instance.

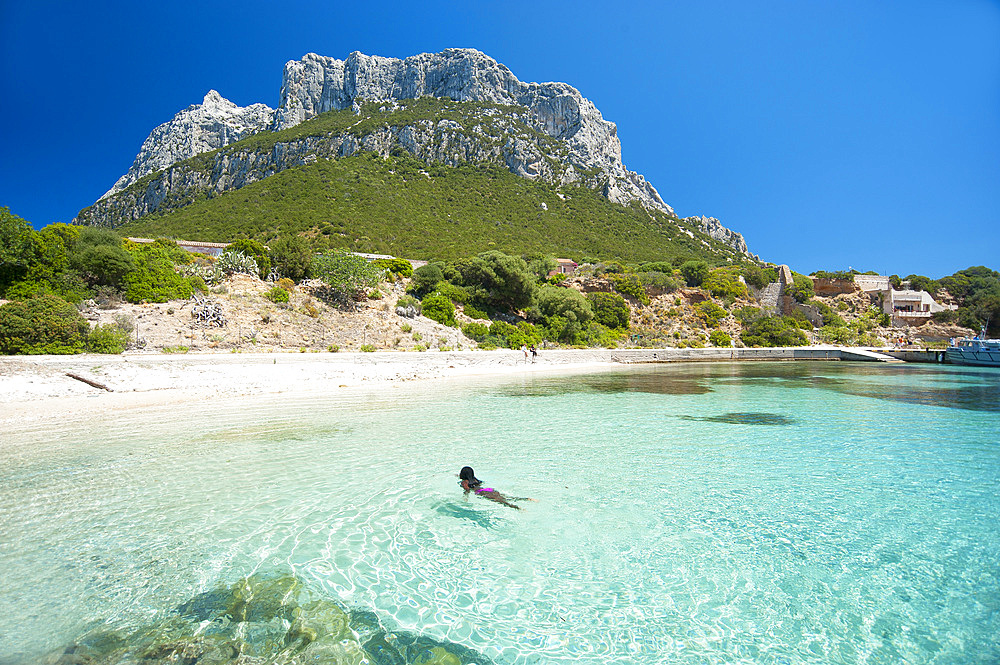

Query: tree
<box><xmin>69</xmin><ymin>228</ymin><xmax>135</xmax><ymax>287</ymax></box>
<box><xmin>740</xmin><ymin>315</ymin><xmax>808</xmax><ymax>347</ymax></box>
<box><xmin>457</xmin><ymin>251</ymin><xmax>537</xmax><ymax>312</ymax></box>
<box><xmin>0</xmin><ymin>207</ymin><xmax>35</xmax><ymax>288</ymax></box>
<box><xmin>587</xmin><ymin>291</ymin><xmax>630</xmax><ymax>329</ymax></box>
<box><xmin>312</xmin><ymin>250</ymin><xmax>383</xmax><ymax>301</ymax></box>
<box><xmin>525</xmin><ymin>254</ymin><xmax>558</xmax><ymax>280</ymax></box>
<box><xmin>0</xmin><ymin>294</ymin><xmax>90</xmax><ymax>354</ymax></box>
<box><xmin>410</xmin><ymin>264</ymin><xmax>444</xmax><ymax>294</ymax></box>
<box><xmin>785</xmin><ymin>274</ymin><xmax>815</xmax><ymax>303</ymax></box>
<box><xmin>679</xmin><ymin>260</ymin><xmax>709</xmax><ymax>287</ymax></box>
<box><xmin>269</xmin><ymin>236</ymin><xmax>313</xmax><ymax>281</ymax></box>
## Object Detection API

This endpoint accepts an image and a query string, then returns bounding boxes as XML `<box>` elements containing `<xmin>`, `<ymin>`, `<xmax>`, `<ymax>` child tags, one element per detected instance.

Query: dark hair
<box><xmin>459</xmin><ymin>466</ymin><xmax>482</xmax><ymax>488</ymax></box>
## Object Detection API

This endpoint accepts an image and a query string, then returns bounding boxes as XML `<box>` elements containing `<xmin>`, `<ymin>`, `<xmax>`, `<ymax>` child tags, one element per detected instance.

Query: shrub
<box><xmin>696</xmin><ymin>301</ymin><xmax>727</xmax><ymax>327</ymax></box>
<box><xmin>734</xmin><ymin>305</ymin><xmax>764</xmax><ymax>325</ymax></box>
<box><xmin>276</xmin><ymin>277</ymin><xmax>295</xmax><ymax>291</ymax></box>
<box><xmin>742</xmin><ymin>265</ymin><xmax>775</xmax><ymax>289</ymax></box>
<box><xmin>461</xmin><ymin>322</ymin><xmax>490</xmax><ymax>341</ymax></box>
<box><xmin>312</xmin><ymin>250</ymin><xmax>383</xmax><ymax>301</ymax></box>
<box><xmin>810</xmin><ymin>300</ymin><xmax>845</xmax><ymax>327</ymax></box>
<box><xmin>217</xmin><ymin>251</ymin><xmax>259</xmax><ymax>277</ymax></box>
<box><xmin>709</xmin><ymin>330</ymin><xmax>732</xmax><ymax>347</ymax></box>
<box><xmin>526</xmin><ymin>255</ymin><xmax>558</xmax><ymax>280</ymax></box>
<box><xmin>265</xmin><ymin>286</ymin><xmax>290</xmax><ymax>303</ymax></box>
<box><xmin>456</xmin><ymin>251</ymin><xmax>537</xmax><ymax>312</ymax></box>
<box><xmin>741</xmin><ymin>316</ymin><xmax>809</xmax><ymax>347</ymax></box>
<box><xmin>433</xmin><ymin>281</ymin><xmax>470</xmax><ymax>303</ymax></box>
<box><xmin>587</xmin><ymin>292</ymin><xmax>630</xmax><ymax>329</ymax></box>
<box><xmin>0</xmin><ymin>294</ymin><xmax>89</xmax><ymax>354</ymax></box>
<box><xmin>932</xmin><ymin>309</ymin><xmax>957</xmax><ymax>324</ymax></box>
<box><xmin>680</xmin><ymin>260</ymin><xmax>710</xmax><ymax>287</ymax></box>
<box><xmin>360</xmin><ymin>344</ymin><xmax>376</xmax><ymax>352</ymax></box>
<box><xmin>608</xmin><ymin>273</ymin><xmax>650</xmax><ymax>305</ymax></box>
<box><xmin>638</xmin><ymin>271</ymin><xmax>682</xmax><ymax>295</ymax></box>
<box><xmin>638</xmin><ymin>261</ymin><xmax>676</xmax><ymax>274</ymax></box>
<box><xmin>374</xmin><ymin>257</ymin><xmax>414</xmax><ymax>277</ymax></box>
<box><xmin>785</xmin><ymin>274</ymin><xmax>815</xmax><ymax>303</ymax></box>
<box><xmin>269</xmin><ymin>236</ymin><xmax>312</xmax><ymax>280</ymax></box>
<box><xmin>463</xmin><ymin>304</ymin><xmax>489</xmax><ymax>320</ymax></box>
<box><xmin>536</xmin><ymin>285</ymin><xmax>593</xmax><ymax>326</ymax></box>
<box><xmin>123</xmin><ymin>246</ymin><xmax>195</xmax><ymax>303</ymax></box>
<box><xmin>410</xmin><ymin>264</ymin><xmax>444</xmax><ymax>294</ymax></box>
<box><xmin>703</xmin><ymin>269</ymin><xmax>748</xmax><ymax>300</ymax></box>
<box><xmin>86</xmin><ymin>323</ymin><xmax>129</xmax><ymax>354</ymax></box>
<box><xmin>0</xmin><ymin>206</ymin><xmax>34</xmax><ymax>288</ymax></box>
<box><xmin>421</xmin><ymin>291</ymin><xmax>457</xmax><ymax>326</ymax></box>
<box><xmin>228</xmin><ymin>238</ymin><xmax>271</xmax><ymax>279</ymax></box>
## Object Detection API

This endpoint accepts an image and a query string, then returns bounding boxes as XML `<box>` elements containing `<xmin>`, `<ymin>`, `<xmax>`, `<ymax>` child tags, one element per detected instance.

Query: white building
<box><xmin>884</xmin><ymin>289</ymin><xmax>954</xmax><ymax>325</ymax></box>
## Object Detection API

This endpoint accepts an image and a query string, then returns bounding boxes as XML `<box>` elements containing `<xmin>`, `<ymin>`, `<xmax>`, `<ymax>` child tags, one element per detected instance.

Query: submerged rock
<box><xmin>50</xmin><ymin>570</ymin><xmax>492</xmax><ymax>665</ymax></box>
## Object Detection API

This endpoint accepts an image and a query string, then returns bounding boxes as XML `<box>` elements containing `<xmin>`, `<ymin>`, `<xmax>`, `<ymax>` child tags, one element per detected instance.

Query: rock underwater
<box><xmin>34</xmin><ymin>570</ymin><xmax>494</xmax><ymax>665</ymax></box>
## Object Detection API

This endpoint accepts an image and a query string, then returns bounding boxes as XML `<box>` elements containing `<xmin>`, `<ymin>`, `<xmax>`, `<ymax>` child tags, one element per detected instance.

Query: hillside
<box><xmin>114</xmin><ymin>152</ymin><xmax>740</xmax><ymax>263</ymax></box>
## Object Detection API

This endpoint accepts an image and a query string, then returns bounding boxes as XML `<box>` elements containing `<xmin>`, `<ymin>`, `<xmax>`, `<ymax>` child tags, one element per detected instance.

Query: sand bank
<box><xmin>0</xmin><ymin>349</ymin><xmax>623</xmax><ymax>427</ymax></box>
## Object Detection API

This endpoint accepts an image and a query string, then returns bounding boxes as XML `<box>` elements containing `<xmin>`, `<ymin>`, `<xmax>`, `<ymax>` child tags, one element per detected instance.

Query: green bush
<box><xmin>410</xmin><ymin>264</ymin><xmax>444</xmax><ymax>294</ymax></box>
<box><xmin>265</xmin><ymin>286</ymin><xmax>290</xmax><ymax>303</ymax></box>
<box><xmin>456</xmin><ymin>251</ymin><xmax>537</xmax><ymax>312</ymax></box>
<box><xmin>123</xmin><ymin>246</ymin><xmax>194</xmax><ymax>303</ymax></box>
<box><xmin>536</xmin><ymin>285</ymin><xmax>593</xmax><ymax>327</ymax></box>
<box><xmin>86</xmin><ymin>323</ymin><xmax>129</xmax><ymax>354</ymax></box>
<box><xmin>742</xmin><ymin>265</ymin><xmax>775</xmax><ymax>289</ymax></box>
<box><xmin>421</xmin><ymin>291</ymin><xmax>457</xmax><ymax>326</ymax></box>
<box><xmin>931</xmin><ymin>309</ymin><xmax>957</xmax><ymax>324</ymax></box>
<box><xmin>608</xmin><ymin>273</ymin><xmax>650</xmax><ymax>305</ymax></box>
<box><xmin>638</xmin><ymin>261</ymin><xmax>676</xmax><ymax>274</ymax></box>
<box><xmin>488</xmin><ymin>320</ymin><xmax>543</xmax><ymax>348</ymax></box>
<box><xmin>373</xmin><ymin>257</ymin><xmax>413</xmax><ymax>277</ymax></box>
<box><xmin>0</xmin><ymin>207</ymin><xmax>34</xmax><ymax>289</ymax></box>
<box><xmin>740</xmin><ymin>316</ymin><xmax>809</xmax><ymax>347</ymax></box>
<box><xmin>433</xmin><ymin>281</ymin><xmax>470</xmax><ymax>303</ymax></box>
<box><xmin>696</xmin><ymin>301</ymin><xmax>727</xmax><ymax>327</ymax></box>
<box><xmin>228</xmin><ymin>238</ymin><xmax>271</xmax><ymax>278</ymax></box>
<box><xmin>463</xmin><ymin>304</ymin><xmax>489</xmax><ymax>320</ymax></box>
<box><xmin>71</xmin><ymin>229</ymin><xmax>136</xmax><ymax>287</ymax></box>
<box><xmin>680</xmin><ymin>260</ymin><xmax>710</xmax><ymax>287</ymax></box>
<box><xmin>313</xmin><ymin>250</ymin><xmax>383</xmax><ymax>301</ymax></box>
<box><xmin>0</xmin><ymin>294</ymin><xmax>89</xmax><ymax>355</ymax></box>
<box><xmin>360</xmin><ymin>344</ymin><xmax>376</xmax><ymax>352</ymax></box>
<box><xmin>587</xmin><ymin>292</ymin><xmax>630</xmax><ymax>329</ymax></box>
<box><xmin>638</xmin><ymin>271</ymin><xmax>682</xmax><ymax>294</ymax></box>
<box><xmin>709</xmin><ymin>330</ymin><xmax>732</xmax><ymax>347</ymax></box>
<box><xmin>786</xmin><ymin>274</ymin><xmax>815</xmax><ymax>303</ymax></box>
<box><xmin>703</xmin><ymin>269</ymin><xmax>748</xmax><ymax>300</ymax></box>
<box><xmin>461</xmin><ymin>322</ymin><xmax>490</xmax><ymax>341</ymax></box>
<box><xmin>269</xmin><ymin>236</ymin><xmax>313</xmax><ymax>280</ymax></box>
<box><xmin>810</xmin><ymin>300</ymin><xmax>845</xmax><ymax>327</ymax></box>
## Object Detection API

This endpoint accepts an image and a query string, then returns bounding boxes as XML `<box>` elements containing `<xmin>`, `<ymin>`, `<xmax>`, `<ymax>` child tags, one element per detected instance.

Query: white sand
<box><xmin>0</xmin><ymin>349</ymin><xmax>620</xmax><ymax>427</ymax></box>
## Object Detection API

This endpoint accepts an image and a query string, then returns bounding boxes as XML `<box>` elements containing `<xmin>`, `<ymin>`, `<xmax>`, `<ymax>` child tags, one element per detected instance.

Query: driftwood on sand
<box><xmin>66</xmin><ymin>373</ymin><xmax>114</xmax><ymax>392</ymax></box>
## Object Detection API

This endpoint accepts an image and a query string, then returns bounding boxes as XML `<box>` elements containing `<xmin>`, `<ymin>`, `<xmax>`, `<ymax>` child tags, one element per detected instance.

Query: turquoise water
<box><xmin>1</xmin><ymin>361</ymin><xmax>998</xmax><ymax>664</ymax></box>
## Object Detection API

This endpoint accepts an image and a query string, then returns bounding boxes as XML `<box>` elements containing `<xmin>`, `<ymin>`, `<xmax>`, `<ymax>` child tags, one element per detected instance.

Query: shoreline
<box><xmin>0</xmin><ymin>346</ymin><xmax>937</xmax><ymax>427</ymax></box>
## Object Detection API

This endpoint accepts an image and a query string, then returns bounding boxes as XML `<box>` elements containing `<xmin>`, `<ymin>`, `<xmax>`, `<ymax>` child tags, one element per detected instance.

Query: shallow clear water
<box><xmin>2</xmin><ymin>361</ymin><xmax>999</xmax><ymax>664</ymax></box>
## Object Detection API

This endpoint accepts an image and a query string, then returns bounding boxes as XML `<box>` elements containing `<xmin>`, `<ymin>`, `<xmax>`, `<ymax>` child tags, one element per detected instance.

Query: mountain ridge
<box><xmin>84</xmin><ymin>49</ymin><xmax>750</xmax><ymax>256</ymax></box>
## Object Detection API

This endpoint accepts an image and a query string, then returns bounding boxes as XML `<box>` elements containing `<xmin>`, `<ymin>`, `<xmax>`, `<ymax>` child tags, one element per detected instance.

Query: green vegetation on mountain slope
<box><xmin>120</xmin><ymin>153</ymin><xmax>738</xmax><ymax>263</ymax></box>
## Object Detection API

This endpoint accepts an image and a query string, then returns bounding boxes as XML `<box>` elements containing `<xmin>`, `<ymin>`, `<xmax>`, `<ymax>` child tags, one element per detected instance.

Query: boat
<box><xmin>945</xmin><ymin>325</ymin><xmax>1000</xmax><ymax>367</ymax></box>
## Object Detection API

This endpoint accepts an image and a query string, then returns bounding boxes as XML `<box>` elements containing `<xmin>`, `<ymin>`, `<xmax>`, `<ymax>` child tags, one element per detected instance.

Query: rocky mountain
<box><xmin>84</xmin><ymin>49</ymin><xmax>750</xmax><ymax>257</ymax></box>
<box><xmin>103</xmin><ymin>91</ymin><xmax>274</xmax><ymax>197</ymax></box>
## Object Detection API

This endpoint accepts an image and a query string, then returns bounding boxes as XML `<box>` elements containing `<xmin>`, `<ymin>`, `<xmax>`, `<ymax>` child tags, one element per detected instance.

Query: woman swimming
<box><xmin>458</xmin><ymin>466</ymin><xmax>531</xmax><ymax>510</ymax></box>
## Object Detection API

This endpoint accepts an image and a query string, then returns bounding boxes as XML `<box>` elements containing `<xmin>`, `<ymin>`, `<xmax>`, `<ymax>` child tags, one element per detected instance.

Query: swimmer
<box><xmin>458</xmin><ymin>466</ymin><xmax>533</xmax><ymax>510</ymax></box>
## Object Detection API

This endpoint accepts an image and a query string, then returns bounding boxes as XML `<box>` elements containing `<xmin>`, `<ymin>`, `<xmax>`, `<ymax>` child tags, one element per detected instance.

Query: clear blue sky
<box><xmin>2</xmin><ymin>0</ymin><xmax>997</xmax><ymax>278</ymax></box>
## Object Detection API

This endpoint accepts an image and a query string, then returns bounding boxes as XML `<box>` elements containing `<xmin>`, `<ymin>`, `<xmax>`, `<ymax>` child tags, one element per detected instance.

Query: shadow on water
<box><xmin>432</xmin><ymin>500</ymin><xmax>500</xmax><ymax>529</ymax></box>
<box><xmin>679</xmin><ymin>412</ymin><xmax>796</xmax><ymax>426</ymax></box>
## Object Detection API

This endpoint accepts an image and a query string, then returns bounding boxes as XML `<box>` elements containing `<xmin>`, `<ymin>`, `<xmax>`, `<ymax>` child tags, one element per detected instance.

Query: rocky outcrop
<box><xmin>273</xmin><ymin>49</ymin><xmax>672</xmax><ymax>215</ymax></box>
<box><xmin>685</xmin><ymin>216</ymin><xmax>749</xmax><ymax>257</ymax></box>
<box><xmin>102</xmin><ymin>91</ymin><xmax>274</xmax><ymax>198</ymax></box>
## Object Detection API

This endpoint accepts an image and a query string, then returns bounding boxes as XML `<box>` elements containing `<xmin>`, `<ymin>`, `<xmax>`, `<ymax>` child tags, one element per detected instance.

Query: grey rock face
<box><xmin>684</xmin><ymin>215</ymin><xmax>750</xmax><ymax>256</ymax></box>
<box><xmin>273</xmin><ymin>49</ymin><xmax>672</xmax><ymax>215</ymax></box>
<box><xmin>102</xmin><ymin>90</ymin><xmax>274</xmax><ymax>198</ymax></box>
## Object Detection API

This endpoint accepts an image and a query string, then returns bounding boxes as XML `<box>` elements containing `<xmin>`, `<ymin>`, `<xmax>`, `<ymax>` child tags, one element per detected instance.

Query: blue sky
<box><xmin>1</xmin><ymin>0</ymin><xmax>997</xmax><ymax>278</ymax></box>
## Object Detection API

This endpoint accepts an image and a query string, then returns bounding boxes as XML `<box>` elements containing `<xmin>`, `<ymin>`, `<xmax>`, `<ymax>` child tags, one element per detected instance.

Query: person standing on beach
<box><xmin>521</xmin><ymin>344</ymin><xmax>529</xmax><ymax>362</ymax></box>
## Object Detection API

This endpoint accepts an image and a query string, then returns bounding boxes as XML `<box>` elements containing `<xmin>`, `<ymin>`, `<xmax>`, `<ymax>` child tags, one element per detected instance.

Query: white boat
<box><xmin>945</xmin><ymin>328</ymin><xmax>1000</xmax><ymax>367</ymax></box>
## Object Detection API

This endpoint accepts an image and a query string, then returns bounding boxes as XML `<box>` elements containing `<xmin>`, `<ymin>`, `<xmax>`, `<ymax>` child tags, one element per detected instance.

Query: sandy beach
<box><xmin>0</xmin><ymin>349</ymin><xmax>623</xmax><ymax>427</ymax></box>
